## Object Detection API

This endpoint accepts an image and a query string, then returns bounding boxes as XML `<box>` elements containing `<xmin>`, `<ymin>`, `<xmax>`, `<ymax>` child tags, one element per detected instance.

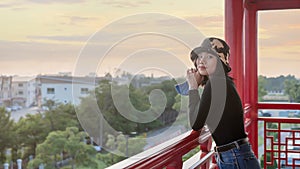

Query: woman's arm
<box><xmin>188</xmin><ymin>81</ymin><xmax>211</xmax><ymax>131</ymax></box>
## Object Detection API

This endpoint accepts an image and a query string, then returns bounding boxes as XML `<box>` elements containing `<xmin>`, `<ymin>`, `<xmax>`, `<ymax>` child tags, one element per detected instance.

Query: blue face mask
<box><xmin>174</xmin><ymin>81</ymin><xmax>189</xmax><ymax>96</ymax></box>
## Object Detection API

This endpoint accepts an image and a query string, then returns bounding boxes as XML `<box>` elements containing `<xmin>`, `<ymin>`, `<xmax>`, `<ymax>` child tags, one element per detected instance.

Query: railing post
<box><xmin>200</xmin><ymin>136</ymin><xmax>213</xmax><ymax>169</ymax></box>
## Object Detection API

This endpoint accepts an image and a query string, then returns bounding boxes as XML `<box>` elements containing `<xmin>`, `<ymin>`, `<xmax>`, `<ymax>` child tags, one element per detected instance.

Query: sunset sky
<box><xmin>1</xmin><ymin>0</ymin><xmax>299</xmax><ymax>78</ymax></box>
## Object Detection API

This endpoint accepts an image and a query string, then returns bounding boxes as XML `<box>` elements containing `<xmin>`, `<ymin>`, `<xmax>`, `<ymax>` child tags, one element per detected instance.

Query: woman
<box><xmin>186</xmin><ymin>37</ymin><xmax>260</xmax><ymax>169</ymax></box>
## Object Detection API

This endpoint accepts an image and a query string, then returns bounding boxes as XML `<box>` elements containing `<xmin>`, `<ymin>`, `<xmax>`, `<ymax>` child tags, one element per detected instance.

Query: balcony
<box><xmin>108</xmin><ymin>103</ymin><xmax>300</xmax><ymax>169</ymax></box>
<box><xmin>108</xmin><ymin>0</ymin><xmax>300</xmax><ymax>167</ymax></box>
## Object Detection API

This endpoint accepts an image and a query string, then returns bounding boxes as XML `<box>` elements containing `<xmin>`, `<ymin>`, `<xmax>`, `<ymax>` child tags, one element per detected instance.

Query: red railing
<box><xmin>109</xmin><ymin>103</ymin><xmax>300</xmax><ymax>169</ymax></box>
<box><xmin>108</xmin><ymin>127</ymin><xmax>217</xmax><ymax>169</ymax></box>
<box><xmin>243</xmin><ymin>103</ymin><xmax>253</xmax><ymax>130</ymax></box>
<box><xmin>258</xmin><ymin>103</ymin><xmax>300</xmax><ymax>169</ymax></box>
<box><xmin>124</xmin><ymin>129</ymin><xmax>213</xmax><ymax>169</ymax></box>
<box><xmin>108</xmin><ymin>104</ymin><xmax>254</xmax><ymax>169</ymax></box>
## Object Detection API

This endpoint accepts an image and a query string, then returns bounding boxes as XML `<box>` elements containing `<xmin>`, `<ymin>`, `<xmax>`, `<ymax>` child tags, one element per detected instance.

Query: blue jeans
<box><xmin>215</xmin><ymin>142</ymin><xmax>260</xmax><ymax>169</ymax></box>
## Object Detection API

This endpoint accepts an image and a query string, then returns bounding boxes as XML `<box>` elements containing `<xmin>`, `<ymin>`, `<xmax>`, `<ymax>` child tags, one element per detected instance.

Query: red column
<box><xmin>244</xmin><ymin>6</ymin><xmax>259</xmax><ymax>157</ymax></box>
<box><xmin>225</xmin><ymin>0</ymin><xmax>244</xmax><ymax>103</ymax></box>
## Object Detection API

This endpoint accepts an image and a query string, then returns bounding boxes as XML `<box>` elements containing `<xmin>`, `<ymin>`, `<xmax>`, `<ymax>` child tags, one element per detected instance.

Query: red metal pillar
<box><xmin>225</xmin><ymin>0</ymin><xmax>244</xmax><ymax>103</ymax></box>
<box><xmin>244</xmin><ymin>5</ymin><xmax>259</xmax><ymax>156</ymax></box>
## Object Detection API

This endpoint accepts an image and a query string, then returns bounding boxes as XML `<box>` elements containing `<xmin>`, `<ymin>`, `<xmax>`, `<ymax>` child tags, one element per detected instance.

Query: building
<box><xmin>11</xmin><ymin>76</ymin><xmax>35</xmax><ymax>107</ymax></box>
<box><xmin>35</xmin><ymin>75</ymin><xmax>104</xmax><ymax>106</ymax></box>
<box><xmin>2</xmin><ymin>73</ymin><xmax>172</xmax><ymax>108</ymax></box>
<box><xmin>0</xmin><ymin>76</ymin><xmax>13</xmax><ymax>107</ymax></box>
<box><xmin>263</xmin><ymin>90</ymin><xmax>289</xmax><ymax>102</ymax></box>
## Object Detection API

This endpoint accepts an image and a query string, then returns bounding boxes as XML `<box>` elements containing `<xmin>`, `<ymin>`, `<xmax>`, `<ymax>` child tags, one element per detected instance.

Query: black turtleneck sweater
<box><xmin>188</xmin><ymin>77</ymin><xmax>247</xmax><ymax>146</ymax></box>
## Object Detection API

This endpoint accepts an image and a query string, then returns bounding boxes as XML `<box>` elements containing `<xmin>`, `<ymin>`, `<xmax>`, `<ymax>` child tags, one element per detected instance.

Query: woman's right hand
<box><xmin>186</xmin><ymin>68</ymin><xmax>204</xmax><ymax>90</ymax></box>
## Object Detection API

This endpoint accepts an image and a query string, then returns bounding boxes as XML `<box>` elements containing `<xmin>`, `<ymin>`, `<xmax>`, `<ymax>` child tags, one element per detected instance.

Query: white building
<box><xmin>36</xmin><ymin>75</ymin><xmax>104</xmax><ymax>106</ymax></box>
<box><xmin>27</xmin><ymin>77</ymin><xmax>39</xmax><ymax>107</ymax></box>
<box><xmin>11</xmin><ymin>76</ymin><xmax>35</xmax><ymax>107</ymax></box>
<box><xmin>0</xmin><ymin>76</ymin><xmax>13</xmax><ymax>107</ymax></box>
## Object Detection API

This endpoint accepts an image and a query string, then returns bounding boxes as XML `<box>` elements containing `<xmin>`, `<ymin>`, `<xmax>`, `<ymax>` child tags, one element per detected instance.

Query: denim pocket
<box><xmin>216</xmin><ymin>153</ymin><xmax>238</xmax><ymax>166</ymax></box>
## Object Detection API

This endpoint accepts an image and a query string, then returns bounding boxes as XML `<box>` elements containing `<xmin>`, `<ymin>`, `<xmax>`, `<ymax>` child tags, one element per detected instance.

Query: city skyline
<box><xmin>1</xmin><ymin>0</ymin><xmax>299</xmax><ymax>78</ymax></box>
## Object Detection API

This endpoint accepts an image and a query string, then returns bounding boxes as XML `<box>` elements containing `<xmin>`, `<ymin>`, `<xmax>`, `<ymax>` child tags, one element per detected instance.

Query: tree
<box><xmin>144</xmin><ymin>80</ymin><xmax>179</xmax><ymax>125</ymax></box>
<box><xmin>116</xmin><ymin>134</ymin><xmax>146</xmax><ymax>157</ymax></box>
<box><xmin>258</xmin><ymin>75</ymin><xmax>268</xmax><ymax>101</ymax></box>
<box><xmin>14</xmin><ymin>103</ymin><xmax>80</xmax><ymax>165</ymax></box>
<box><xmin>78</xmin><ymin>79</ymin><xmax>162</xmax><ymax>135</ymax></box>
<box><xmin>64</xmin><ymin>127</ymin><xmax>97</xmax><ymax>169</ymax></box>
<box><xmin>29</xmin><ymin>127</ymin><xmax>97</xmax><ymax>169</ymax></box>
<box><xmin>43</xmin><ymin>103</ymin><xmax>81</xmax><ymax>132</ymax></box>
<box><xmin>96</xmin><ymin>80</ymin><xmax>138</xmax><ymax>135</ymax></box>
<box><xmin>173</xmin><ymin>94</ymin><xmax>188</xmax><ymax>113</ymax></box>
<box><xmin>100</xmin><ymin>133</ymin><xmax>146</xmax><ymax>166</ymax></box>
<box><xmin>34</xmin><ymin>130</ymin><xmax>66</xmax><ymax>167</ymax></box>
<box><xmin>260</xmin><ymin>153</ymin><xmax>278</xmax><ymax>169</ymax></box>
<box><xmin>263</xmin><ymin>75</ymin><xmax>296</xmax><ymax>92</ymax></box>
<box><xmin>284</xmin><ymin>79</ymin><xmax>300</xmax><ymax>102</ymax></box>
<box><xmin>144</xmin><ymin>80</ymin><xmax>177</xmax><ymax>110</ymax></box>
<box><xmin>0</xmin><ymin>108</ymin><xmax>15</xmax><ymax>164</ymax></box>
<box><xmin>15</xmin><ymin>113</ymin><xmax>49</xmax><ymax>161</ymax></box>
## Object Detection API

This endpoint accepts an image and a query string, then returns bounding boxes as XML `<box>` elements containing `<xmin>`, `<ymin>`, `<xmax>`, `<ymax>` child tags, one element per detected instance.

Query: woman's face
<box><xmin>194</xmin><ymin>52</ymin><xmax>218</xmax><ymax>76</ymax></box>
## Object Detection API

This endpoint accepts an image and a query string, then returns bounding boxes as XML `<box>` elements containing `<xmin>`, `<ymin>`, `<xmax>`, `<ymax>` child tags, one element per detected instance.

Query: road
<box><xmin>9</xmin><ymin>107</ymin><xmax>40</xmax><ymax>122</ymax></box>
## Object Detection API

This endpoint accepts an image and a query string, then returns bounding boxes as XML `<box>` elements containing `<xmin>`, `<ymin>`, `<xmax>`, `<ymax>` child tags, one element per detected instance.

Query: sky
<box><xmin>0</xmin><ymin>0</ymin><xmax>299</xmax><ymax>78</ymax></box>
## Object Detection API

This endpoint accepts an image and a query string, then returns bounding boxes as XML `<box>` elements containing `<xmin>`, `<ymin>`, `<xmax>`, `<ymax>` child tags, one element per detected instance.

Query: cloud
<box><xmin>100</xmin><ymin>0</ymin><xmax>151</xmax><ymax>8</ymax></box>
<box><xmin>27</xmin><ymin>35</ymin><xmax>90</xmax><ymax>42</ymax></box>
<box><xmin>258</xmin><ymin>10</ymin><xmax>300</xmax><ymax>47</ymax></box>
<box><xmin>0</xmin><ymin>3</ymin><xmax>13</xmax><ymax>8</ymax></box>
<box><xmin>183</xmin><ymin>15</ymin><xmax>224</xmax><ymax>37</ymax></box>
<box><xmin>0</xmin><ymin>40</ymin><xmax>80</xmax><ymax>60</ymax></box>
<box><xmin>0</xmin><ymin>0</ymin><xmax>86</xmax><ymax>10</ymax></box>
<box><xmin>259</xmin><ymin>27</ymin><xmax>300</xmax><ymax>47</ymax></box>
<box><xmin>0</xmin><ymin>2</ymin><xmax>23</xmax><ymax>9</ymax></box>
<box><xmin>0</xmin><ymin>40</ymin><xmax>81</xmax><ymax>75</ymax></box>
<box><xmin>184</xmin><ymin>15</ymin><xmax>223</xmax><ymax>27</ymax></box>
<box><xmin>60</xmin><ymin>15</ymin><xmax>100</xmax><ymax>26</ymax></box>
<box><xmin>68</xmin><ymin>16</ymin><xmax>92</xmax><ymax>23</ymax></box>
<box><xmin>26</xmin><ymin>0</ymin><xmax>86</xmax><ymax>4</ymax></box>
<box><xmin>259</xmin><ymin>10</ymin><xmax>300</xmax><ymax>28</ymax></box>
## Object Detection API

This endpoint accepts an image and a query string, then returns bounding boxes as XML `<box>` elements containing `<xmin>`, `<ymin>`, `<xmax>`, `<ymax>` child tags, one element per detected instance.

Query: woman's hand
<box><xmin>186</xmin><ymin>68</ymin><xmax>204</xmax><ymax>90</ymax></box>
